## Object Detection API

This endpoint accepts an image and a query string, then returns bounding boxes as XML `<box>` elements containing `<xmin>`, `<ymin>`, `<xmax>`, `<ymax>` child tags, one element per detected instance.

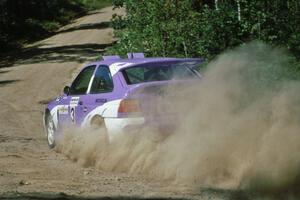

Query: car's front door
<box><xmin>77</xmin><ymin>65</ymin><xmax>115</xmax><ymax>122</ymax></box>
<box><xmin>68</xmin><ymin>65</ymin><xmax>96</xmax><ymax>125</ymax></box>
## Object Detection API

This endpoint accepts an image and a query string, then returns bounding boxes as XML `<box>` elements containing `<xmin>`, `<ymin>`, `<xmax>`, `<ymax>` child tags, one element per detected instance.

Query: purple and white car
<box><xmin>43</xmin><ymin>53</ymin><xmax>202</xmax><ymax>148</ymax></box>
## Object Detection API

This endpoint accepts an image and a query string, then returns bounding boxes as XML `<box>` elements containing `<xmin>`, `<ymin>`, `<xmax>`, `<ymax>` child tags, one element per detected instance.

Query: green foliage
<box><xmin>81</xmin><ymin>0</ymin><xmax>112</xmax><ymax>10</ymax></box>
<box><xmin>109</xmin><ymin>0</ymin><xmax>300</xmax><ymax>61</ymax></box>
<box><xmin>109</xmin><ymin>0</ymin><xmax>196</xmax><ymax>57</ymax></box>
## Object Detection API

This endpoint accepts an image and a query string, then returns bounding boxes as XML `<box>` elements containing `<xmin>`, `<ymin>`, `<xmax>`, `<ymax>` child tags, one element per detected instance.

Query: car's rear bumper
<box><xmin>104</xmin><ymin>115</ymin><xmax>179</xmax><ymax>139</ymax></box>
<box><xmin>104</xmin><ymin>117</ymin><xmax>145</xmax><ymax>138</ymax></box>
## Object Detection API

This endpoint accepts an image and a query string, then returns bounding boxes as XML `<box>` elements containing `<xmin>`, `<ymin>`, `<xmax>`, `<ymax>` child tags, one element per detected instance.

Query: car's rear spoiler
<box><xmin>127</xmin><ymin>53</ymin><xmax>145</xmax><ymax>59</ymax></box>
<box><xmin>102</xmin><ymin>55</ymin><xmax>121</xmax><ymax>61</ymax></box>
<box><xmin>102</xmin><ymin>53</ymin><xmax>145</xmax><ymax>61</ymax></box>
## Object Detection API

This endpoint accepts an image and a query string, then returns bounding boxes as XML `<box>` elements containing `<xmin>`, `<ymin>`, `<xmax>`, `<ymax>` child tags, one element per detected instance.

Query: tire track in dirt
<box><xmin>1</xmin><ymin>6</ymin><xmax>200</xmax><ymax>200</ymax></box>
<box><xmin>0</xmin><ymin>7</ymin><xmax>172</xmax><ymax>198</ymax></box>
<box><xmin>0</xmin><ymin>6</ymin><xmax>262</xmax><ymax>200</ymax></box>
<box><xmin>0</xmin><ymin>100</ymin><xmax>28</xmax><ymax>133</ymax></box>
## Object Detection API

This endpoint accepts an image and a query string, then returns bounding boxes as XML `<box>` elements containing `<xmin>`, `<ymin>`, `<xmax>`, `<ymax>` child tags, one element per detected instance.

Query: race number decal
<box><xmin>70</xmin><ymin>97</ymin><xmax>79</xmax><ymax>123</ymax></box>
<box><xmin>70</xmin><ymin>107</ymin><xmax>75</xmax><ymax>123</ymax></box>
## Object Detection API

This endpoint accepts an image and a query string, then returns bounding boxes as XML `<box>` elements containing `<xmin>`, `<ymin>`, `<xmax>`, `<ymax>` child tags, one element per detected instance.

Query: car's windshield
<box><xmin>122</xmin><ymin>61</ymin><xmax>200</xmax><ymax>85</ymax></box>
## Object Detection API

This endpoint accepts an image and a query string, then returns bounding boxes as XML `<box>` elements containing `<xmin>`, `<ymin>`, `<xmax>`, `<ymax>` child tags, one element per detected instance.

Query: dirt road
<box><xmin>0</xmin><ymin>6</ymin><xmax>285</xmax><ymax>200</ymax></box>
<box><xmin>0</xmin><ymin>6</ymin><xmax>150</xmax><ymax>198</ymax></box>
<box><xmin>0</xmin><ymin>7</ymin><xmax>216</xmax><ymax>200</ymax></box>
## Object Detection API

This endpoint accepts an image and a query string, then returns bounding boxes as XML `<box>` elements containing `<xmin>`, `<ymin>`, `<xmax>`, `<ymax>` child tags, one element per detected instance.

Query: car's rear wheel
<box><xmin>91</xmin><ymin>116</ymin><xmax>109</xmax><ymax>144</ymax></box>
<box><xmin>46</xmin><ymin>114</ymin><xmax>56</xmax><ymax>148</ymax></box>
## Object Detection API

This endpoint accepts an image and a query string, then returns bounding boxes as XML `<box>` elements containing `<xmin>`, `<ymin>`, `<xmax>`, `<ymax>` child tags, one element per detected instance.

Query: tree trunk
<box><xmin>215</xmin><ymin>0</ymin><xmax>219</xmax><ymax>10</ymax></box>
<box><xmin>237</xmin><ymin>0</ymin><xmax>241</xmax><ymax>21</ymax></box>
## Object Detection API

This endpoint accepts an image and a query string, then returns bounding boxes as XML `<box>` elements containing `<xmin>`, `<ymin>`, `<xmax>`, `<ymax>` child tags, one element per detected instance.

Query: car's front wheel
<box><xmin>46</xmin><ymin>114</ymin><xmax>56</xmax><ymax>148</ymax></box>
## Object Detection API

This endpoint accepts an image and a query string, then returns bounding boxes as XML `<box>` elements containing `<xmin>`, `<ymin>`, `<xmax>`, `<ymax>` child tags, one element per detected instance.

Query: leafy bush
<box><xmin>109</xmin><ymin>0</ymin><xmax>300</xmax><ymax>61</ymax></box>
<box><xmin>81</xmin><ymin>0</ymin><xmax>112</xmax><ymax>10</ymax></box>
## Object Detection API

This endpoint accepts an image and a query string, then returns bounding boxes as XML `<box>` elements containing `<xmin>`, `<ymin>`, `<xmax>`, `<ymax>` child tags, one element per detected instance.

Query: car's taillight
<box><xmin>118</xmin><ymin>99</ymin><xmax>141</xmax><ymax>113</ymax></box>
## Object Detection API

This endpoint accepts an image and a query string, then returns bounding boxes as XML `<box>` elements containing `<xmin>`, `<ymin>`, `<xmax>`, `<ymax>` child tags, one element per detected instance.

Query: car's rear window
<box><xmin>122</xmin><ymin>62</ymin><xmax>199</xmax><ymax>85</ymax></box>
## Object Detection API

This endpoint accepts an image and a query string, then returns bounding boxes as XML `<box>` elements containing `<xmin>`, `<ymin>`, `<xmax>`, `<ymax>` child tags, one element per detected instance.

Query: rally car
<box><xmin>43</xmin><ymin>53</ymin><xmax>202</xmax><ymax>148</ymax></box>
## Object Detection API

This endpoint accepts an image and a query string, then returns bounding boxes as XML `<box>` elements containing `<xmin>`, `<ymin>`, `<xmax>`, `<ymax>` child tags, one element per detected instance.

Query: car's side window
<box><xmin>90</xmin><ymin>65</ymin><xmax>113</xmax><ymax>94</ymax></box>
<box><xmin>69</xmin><ymin>65</ymin><xmax>96</xmax><ymax>95</ymax></box>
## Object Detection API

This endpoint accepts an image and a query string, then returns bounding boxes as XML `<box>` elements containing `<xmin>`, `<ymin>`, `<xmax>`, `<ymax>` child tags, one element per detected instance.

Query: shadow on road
<box><xmin>2</xmin><ymin>189</ymin><xmax>299</xmax><ymax>200</ymax></box>
<box><xmin>57</xmin><ymin>21</ymin><xmax>110</xmax><ymax>34</ymax></box>
<box><xmin>0</xmin><ymin>18</ymin><xmax>115</xmax><ymax>69</ymax></box>
<box><xmin>200</xmin><ymin>187</ymin><xmax>300</xmax><ymax>200</ymax></box>
<box><xmin>0</xmin><ymin>193</ymin><xmax>189</xmax><ymax>200</ymax></box>
<box><xmin>0</xmin><ymin>70</ymin><xmax>10</xmax><ymax>74</ymax></box>
<box><xmin>0</xmin><ymin>42</ymin><xmax>114</xmax><ymax>68</ymax></box>
<box><xmin>0</xmin><ymin>80</ymin><xmax>20</xmax><ymax>87</ymax></box>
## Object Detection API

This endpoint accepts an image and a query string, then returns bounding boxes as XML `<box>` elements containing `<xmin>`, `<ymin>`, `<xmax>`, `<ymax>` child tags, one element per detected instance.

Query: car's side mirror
<box><xmin>63</xmin><ymin>86</ymin><xmax>70</xmax><ymax>95</ymax></box>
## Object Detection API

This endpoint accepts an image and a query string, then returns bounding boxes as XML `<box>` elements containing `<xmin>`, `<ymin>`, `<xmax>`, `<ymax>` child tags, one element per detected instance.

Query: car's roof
<box><xmin>87</xmin><ymin>57</ymin><xmax>202</xmax><ymax>66</ymax></box>
<box><xmin>86</xmin><ymin>57</ymin><xmax>203</xmax><ymax>75</ymax></box>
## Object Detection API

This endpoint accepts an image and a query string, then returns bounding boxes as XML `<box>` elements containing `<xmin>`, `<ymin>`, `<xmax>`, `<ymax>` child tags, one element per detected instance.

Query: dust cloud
<box><xmin>56</xmin><ymin>42</ymin><xmax>300</xmax><ymax>194</ymax></box>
